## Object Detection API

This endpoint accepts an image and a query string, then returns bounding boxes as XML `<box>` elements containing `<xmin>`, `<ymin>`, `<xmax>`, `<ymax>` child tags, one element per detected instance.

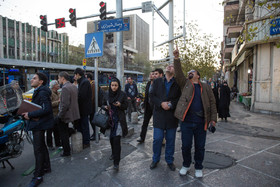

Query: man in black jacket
<box><xmin>149</xmin><ymin>64</ymin><xmax>181</xmax><ymax>171</ymax></box>
<box><xmin>74</xmin><ymin>68</ymin><xmax>92</xmax><ymax>149</ymax></box>
<box><xmin>124</xmin><ymin>77</ymin><xmax>138</xmax><ymax>122</ymax></box>
<box><xmin>137</xmin><ymin>68</ymin><xmax>164</xmax><ymax>143</ymax></box>
<box><xmin>22</xmin><ymin>72</ymin><xmax>54</xmax><ymax>187</ymax></box>
<box><xmin>137</xmin><ymin>71</ymin><xmax>154</xmax><ymax>143</ymax></box>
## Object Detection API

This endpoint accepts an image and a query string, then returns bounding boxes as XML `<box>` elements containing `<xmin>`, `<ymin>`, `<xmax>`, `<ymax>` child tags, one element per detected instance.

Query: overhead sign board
<box><xmin>142</xmin><ymin>1</ymin><xmax>153</xmax><ymax>13</ymax></box>
<box><xmin>270</xmin><ymin>18</ymin><xmax>280</xmax><ymax>35</ymax></box>
<box><xmin>95</xmin><ymin>18</ymin><xmax>130</xmax><ymax>33</ymax></box>
<box><xmin>85</xmin><ymin>32</ymin><xmax>103</xmax><ymax>58</ymax></box>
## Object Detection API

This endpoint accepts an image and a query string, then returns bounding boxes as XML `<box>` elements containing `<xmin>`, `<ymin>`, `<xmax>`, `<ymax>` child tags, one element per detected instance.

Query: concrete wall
<box><xmin>253</xmin><ymin>43</ymin><xmax>280</xmax><ymax>113</ymax></box>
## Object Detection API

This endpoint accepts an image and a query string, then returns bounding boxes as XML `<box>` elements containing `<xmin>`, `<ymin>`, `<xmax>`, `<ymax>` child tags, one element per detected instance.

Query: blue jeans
<box><xmin>153</xmin><ymin>127</ymin><xmax>177</xmax><ymax>164</ymax></box>
<box><xmin>181</xmin><ymin>121</ymin><xmax>206</xmax><ymax>169</ymax></box>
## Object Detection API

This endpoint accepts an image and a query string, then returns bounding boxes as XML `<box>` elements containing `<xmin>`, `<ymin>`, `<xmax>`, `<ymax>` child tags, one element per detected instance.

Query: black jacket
<box><xmin>77</xmin><ymin>76</ymin><xmax>92</xmax><ymax>117</ymax></box>
<box><xmin>27</xmin><ymin>85</ymin><xmax>54</xmax><ymax>131</ymax></box>
<box><xmin>125</xmin><ymin>82</ymin><xmax>138</xmax><ymax>99</ymax></box>
<box><xmin>102</xmin><ymin>91</ymin><xmax>128</xmax><ymax>137</ymax></box>
<box><xmin>218</xmin><ymin>85</ymin><xmax>231</xmax><ymax>118</ymax></box>
<box><xmin>143</xmin><ymin>81</ymin><xmax>153</xmax><ymax>112</ymax></box>
<box><xmin>150</xmin><ymin>77</ymin><xmax>181</xmax><ymax>129</ymax></box>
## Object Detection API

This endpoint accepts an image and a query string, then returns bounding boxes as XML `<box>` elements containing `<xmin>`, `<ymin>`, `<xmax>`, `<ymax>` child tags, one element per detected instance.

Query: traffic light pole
<box><xmin>94</xmin><ymin>57</ymin><xmax>99</xmax><ymax>143</ymax></box>
<box><xmin>116</xmin><ymin>0</ymin><xmax>125</xmax><ymax>89</ymax></box>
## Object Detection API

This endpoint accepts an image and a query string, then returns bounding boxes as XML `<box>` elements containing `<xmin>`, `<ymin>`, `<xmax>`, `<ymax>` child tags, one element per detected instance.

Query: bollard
<box><xmin>131</xmin><ymin>112</ymin><xmax>138</xmax><ymax>124</ymax></box>
<box><xmin>71</xmin><ymin>131</ymin><xmax>83</xmax><ymax>153</ymax></box>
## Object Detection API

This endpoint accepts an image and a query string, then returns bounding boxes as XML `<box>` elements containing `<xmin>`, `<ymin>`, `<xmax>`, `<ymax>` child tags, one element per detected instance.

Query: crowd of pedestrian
<box><xmin>20</xmin><ymin>46</ymin><xmax>235</xmax><ymax>186</ymax></box>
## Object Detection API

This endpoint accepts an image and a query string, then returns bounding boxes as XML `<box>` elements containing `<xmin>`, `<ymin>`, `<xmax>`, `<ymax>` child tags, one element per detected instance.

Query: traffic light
<box><xmin>55</xmin><ymin>18</ymin><xmax>65</xmax><ymax>28</ymax></box>
<box><xmin>99</xmin><ymin>1</ymin><xmax>106</xmax><ymax>20</ymax></box>
<box><xmin>69</xmin><ymin>8</ymin><xmax>77</xmax><ymax>27</ymax></box>
<box><xmin>40</xmin><ymin>15</ymin><xmax>48</xmax><ymax>32</ymax></box>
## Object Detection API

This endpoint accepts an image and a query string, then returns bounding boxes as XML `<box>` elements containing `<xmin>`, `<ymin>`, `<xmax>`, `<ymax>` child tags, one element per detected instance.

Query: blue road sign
<box><xmin>270</xmin><ymin>18</ymin><xmax>280</xmax><ymax>35</ymax></box>
<box><xmin>85</xmin><ymin>32</ymin><xmax>103</xmax><ymax>58</ymax></box>
<box><xmin>83</xmin><ymin>66</ymin><xmax>86</xmax><ymax>70</ymax></box>
<box><xmin>95</xmin><ymin>17</ymin><xmax>130</xmax><ymax>33</ymax></box>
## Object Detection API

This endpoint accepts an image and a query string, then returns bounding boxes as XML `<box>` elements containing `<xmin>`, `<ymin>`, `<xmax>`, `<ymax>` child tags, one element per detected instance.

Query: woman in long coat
<box><xmin>218</xmin><ymin>81</ymin><xmax>231</xmax><ymax>121</ymax></box>
<box><xmin>102</xmin><ymin>78</ymin><xmax>128</xmax><ymax>171</ymax></box>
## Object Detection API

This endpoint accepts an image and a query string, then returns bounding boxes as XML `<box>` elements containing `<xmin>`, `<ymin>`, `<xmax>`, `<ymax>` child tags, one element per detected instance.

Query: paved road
<box><xmin>1</xmin><ymin>102</ymin><xmax>280</xmax><ymax>187</ymax></box>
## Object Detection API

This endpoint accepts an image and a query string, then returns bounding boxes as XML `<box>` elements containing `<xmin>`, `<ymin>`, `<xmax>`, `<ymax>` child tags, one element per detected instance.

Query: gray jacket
<box><xmin>58</xmin><ymin>81</ymin><xmax>80</xmax><ymax>123</ymax></box>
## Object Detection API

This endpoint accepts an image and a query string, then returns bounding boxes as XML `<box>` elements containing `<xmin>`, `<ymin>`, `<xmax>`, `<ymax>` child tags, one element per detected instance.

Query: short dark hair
<box><xmin>86</xmin><ymin>72</ymin><xmax>93</xmax><ymax>80</ymax></box>
<box><xmin>58</xmin><ymin>71</ymin><xmax>70</xmax><ymax>81</ymax></box>
<box><xmin>154</xmin><ymin>68</ymin><xmax>164</xmax><ymax>75</ymax></box>
<box><xmin>35</xmin><ymin>72</ymin><xmax>48</xmax><ymax>86</ymax></box>
<box><xmin>128</xmin><ymin>76</ymin><xmax>133</xmax><ymax>80</ymax></box>
<box><xmin>74</xmin><ymin>68</ymin><xmax>84</xmax><ymax>76</ymax></box>
<box><xmin>196</xmin><ymin>70</ymin><xmax>200</xmax><ymax>79</ymax></box>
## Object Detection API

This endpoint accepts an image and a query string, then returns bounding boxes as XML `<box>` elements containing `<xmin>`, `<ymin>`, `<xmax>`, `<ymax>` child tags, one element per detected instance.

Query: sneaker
<box><xmin>195</xmin><ymin>169</ymin><xmax>203</xmax><ymax>178</ymax></box>
<box><xmin>28</xmin><ymin>177</ymin><xmax>43</xmax><ymax>187</ymax></box>
<box><xmin>179</xmin><ymin>166</ymin><xmax>190</xmax><ymax>176</ymax></box>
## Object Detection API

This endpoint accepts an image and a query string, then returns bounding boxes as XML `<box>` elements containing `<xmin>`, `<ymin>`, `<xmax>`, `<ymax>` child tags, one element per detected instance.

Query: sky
<box><xmin>0</xmin><ymin>0</ymin><xmax>224</xmax><ymax>61</ymax></box>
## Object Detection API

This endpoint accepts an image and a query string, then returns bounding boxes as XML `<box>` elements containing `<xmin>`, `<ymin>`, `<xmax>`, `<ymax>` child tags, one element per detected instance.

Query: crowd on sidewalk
<box><xmin>20</xmin><ymin>47</ymin><xmax>233</xmax><ymax>187</ymax></box>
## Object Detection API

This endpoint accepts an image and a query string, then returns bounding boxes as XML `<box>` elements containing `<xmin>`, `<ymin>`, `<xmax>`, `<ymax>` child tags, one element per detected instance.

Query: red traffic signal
<box><xmin>39</xmin><ymin>15</ymin><xmax>48</xmax><ymax>32</ymax></box>
<box><xmin>69</xmin><ymin>8</ymin><xmax>77</xmax><ymax>27</ymax></box>
<box><xmin>55</xmin><ymin>18</ymin><xmax>65</xmax><ymax>28</ymax></box>
<box><xmin>100</xmin><ymin>1</ymin><xmax>105</xmax><ymax>7</ymax></box>
<box><xmin>99</xmin><ymin>2</ymin><xmax>106</xmax><ymax>20</ymax></box>
<box><xmin>69</xmin><ymin>8</ymin><xmax>74</xmax><ymax>14</ymax></box>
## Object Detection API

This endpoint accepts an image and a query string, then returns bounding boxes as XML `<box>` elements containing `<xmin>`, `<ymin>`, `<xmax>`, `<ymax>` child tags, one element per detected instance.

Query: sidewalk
<box><xmin>16</xmin><ymin>103</ymin><xmax>280</xmax><ymax>187</ymax></box>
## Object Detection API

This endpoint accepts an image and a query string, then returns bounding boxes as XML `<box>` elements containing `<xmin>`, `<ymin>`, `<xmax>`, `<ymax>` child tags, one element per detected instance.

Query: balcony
<box><xmin>227</xmin><ymin>25</ymin><xmax>243</xmax><ymax>38</ymax></box>
<box><xmin>224</xmin><ymin>0</ymin><xmax>239</xmax><ymax>25</ymax></box>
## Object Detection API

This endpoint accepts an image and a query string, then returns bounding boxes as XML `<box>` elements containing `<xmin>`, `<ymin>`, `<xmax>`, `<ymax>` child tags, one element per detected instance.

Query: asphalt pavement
<box><xmin>1</xmin><ymin>101</ymin><xmax>280</xmax><ymax>187</ymax></box>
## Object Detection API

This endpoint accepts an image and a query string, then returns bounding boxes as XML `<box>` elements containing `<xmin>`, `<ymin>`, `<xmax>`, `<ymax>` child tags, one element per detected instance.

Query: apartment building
<box><xmin>221</xmin><ymin>0</ymin><xmax>280</xmax><ymax>113</ymax></box>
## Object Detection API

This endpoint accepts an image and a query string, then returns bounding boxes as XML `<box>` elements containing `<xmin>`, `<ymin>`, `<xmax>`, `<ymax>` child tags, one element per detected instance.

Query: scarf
<box><xmin>108</xmin><ymin>78</ymin><xmax>122</xmax><ymax>104</ymax></box>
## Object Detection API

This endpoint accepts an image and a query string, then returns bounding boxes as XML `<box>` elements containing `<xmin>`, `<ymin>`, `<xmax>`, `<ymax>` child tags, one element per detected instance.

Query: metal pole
<box><xmin>3</xmin><ymin>67</ymin><xmax>5</xmax><ymax>86</ymax></box>
<box><xmin>94</xmin><ymin>58</ymin><xmax>99</xmax><ymax>143</ymax></box>
<box><xmin>169</xmin><ymin>0</ymin><xmax>174</xmax><ymax>60</ymax></box>
<box><xmin>116</xmin><ymin>0</ymin><xmax>124</xmax><ymax>89</ymax></box>
<box><xmin>152</xmin><ymin>7</ymin><xmax>154</xmax><ymax>56</ymax></box>
<box><xmin>183</xmin><ymin>0</ymin><xmax>186</xmax><ymax>47</ymax></box>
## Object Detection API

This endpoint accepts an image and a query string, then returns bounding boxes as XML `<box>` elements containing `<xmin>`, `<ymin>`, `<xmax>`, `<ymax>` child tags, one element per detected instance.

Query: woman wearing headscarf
<box><xmin>102</xmin><ymin>77</ymin><xmax>128</xmax><ymax>171</ymax></box>
<box><xmin>218</xmin><ymin>81</ymin><xmax>231</xmax><ymax>121</ymax></box>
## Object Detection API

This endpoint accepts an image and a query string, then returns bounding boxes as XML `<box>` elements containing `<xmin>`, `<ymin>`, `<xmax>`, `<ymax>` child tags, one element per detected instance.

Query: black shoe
<box><xmin>48</xmin><ymin>146</ymin><xmax>55</xmax><ymax>151</ymax></box>
<box><xmin>109</xmin><ymin>154</ymin><xmax>114</xmax><ymax>160</ymax></box>
<box><xmin>43</xmin><ymin>168</ymin><xmax>51</xmax><ymax>174</ymax></box>
<box><xmin>83</xmin><ymin>144</ymin><xmax>90</xmax><ymax>149</ymax></box>
<box><xmin>150</xmin><ymin>161</ymin><xmax>159</xmax><ymax>170</ymax></box>
<box><xmin>28</xmin><ymin>177</ymin><xmax>43</xmax><ymax>187</ymax></box>
<box><xmin>60</xmin><ymin>153</ymin><xmax>70</xmax><ymax>157</ymax></box>
<box><xmin>113</xmin><ymin>164</ymin><xmax>119</xmax><ymax>171</ymax></box>
<box><xmin>137</xmin><ymin>138</ymin><xmax>144</xmax><ymax>143</ymax></box>
<box><xmin>90</xmin><ymin>134</ymin><xmax>96</xmax><ymax>141</ymax></box>
<box><xmin>167</xmin><ymin>163</ymin><xmax>176</xmax><ymax>171</ymax></box>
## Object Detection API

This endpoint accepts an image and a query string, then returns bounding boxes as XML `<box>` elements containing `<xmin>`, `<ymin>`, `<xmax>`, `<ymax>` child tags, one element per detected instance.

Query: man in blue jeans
<box><xmin>173</xmin><ymin>46</ymin><xmax>217</xmax><ymax>178</ymax></box>
<box><xmin>149</xmin><ymin>64</ymin><xmax>181</xmax><ymax>171</ymax></box>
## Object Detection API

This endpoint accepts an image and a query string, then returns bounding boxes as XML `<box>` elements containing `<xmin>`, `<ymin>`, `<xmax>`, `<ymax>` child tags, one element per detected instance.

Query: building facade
<box><xmin>221</xmin><ymin>0</ymin><xmax>280</xmax><ymax>113</ymax></box>
<box><xmin>0</xmin><ymin>15</ymin><xmax>69</xmax><ymax>90</ymax></box>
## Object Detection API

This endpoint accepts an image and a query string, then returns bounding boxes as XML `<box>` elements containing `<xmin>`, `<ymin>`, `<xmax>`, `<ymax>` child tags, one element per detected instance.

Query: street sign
<box><xmin>85</xmin><ymin>32</ymin><xmax>103</xmax><ymax>58</ymax></box>
<box><xmin>270</xmin><ymin>18</ymin><xmax>280</xmax><ymax>35</ymax></box>
<box><xmin>83</xmin><ymin>66</ymin><xmax>86</xmax><ymax>70</ymax></box>
<box><xmin>142</xmin><ymin>1</ymin><xmax>153</xmax><ymax>13</ymax></box>
<box><xmin>95</xmin><ymin>17</ymin><xmax>130</xmax><ymax>33</ymax></box>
